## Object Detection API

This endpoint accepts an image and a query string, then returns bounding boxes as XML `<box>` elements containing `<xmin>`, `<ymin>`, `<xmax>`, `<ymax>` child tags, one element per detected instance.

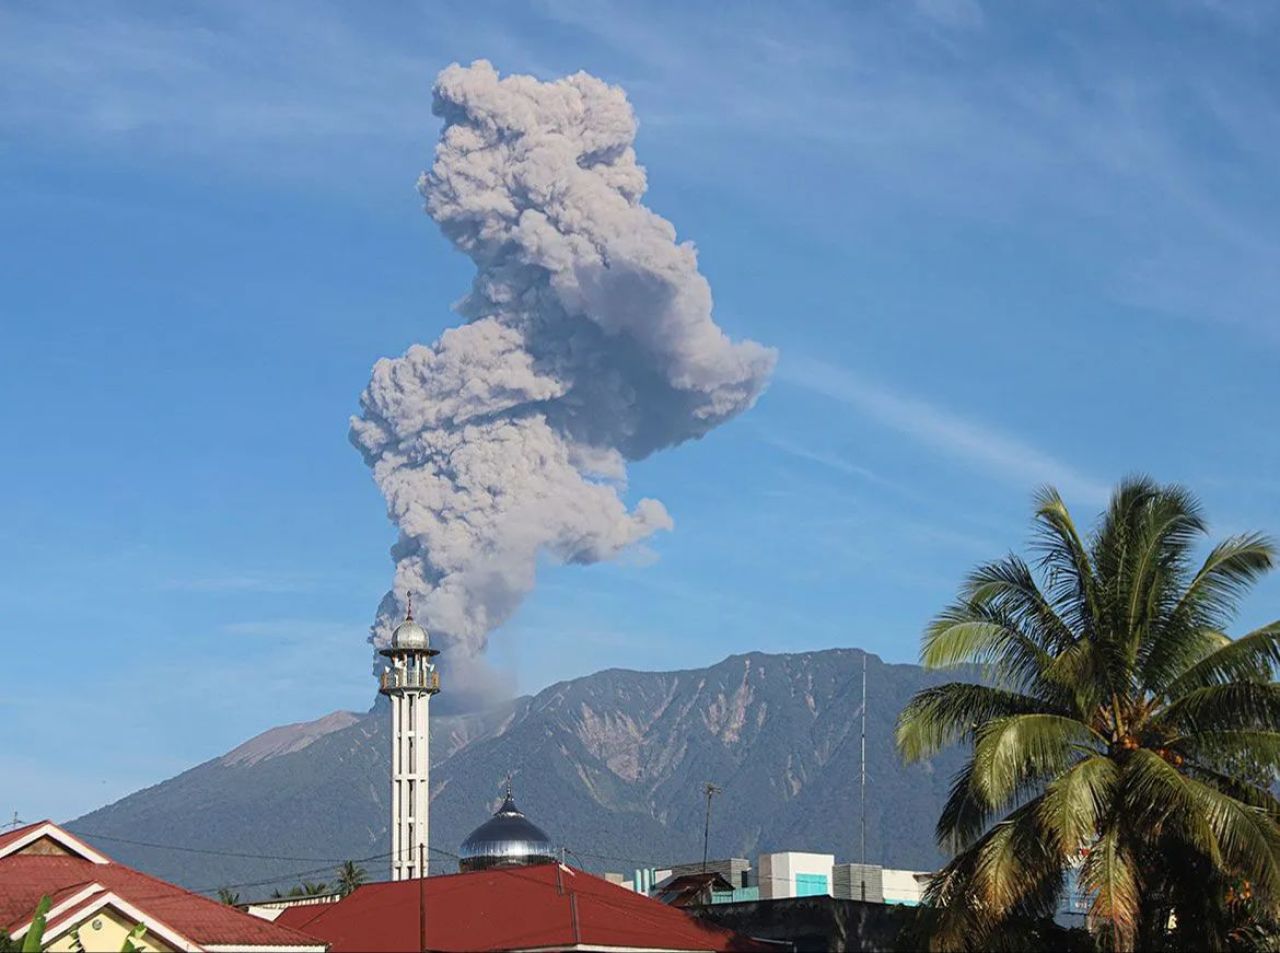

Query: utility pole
<box><xmin>701</xmin><ymin>782</ymin><xmax>721</xmax><ymax>872</ymax></box>
<box><xmin>860</xmin><ymin>653</ymin><xmax>867</xmax><ymax>901</ymax></box>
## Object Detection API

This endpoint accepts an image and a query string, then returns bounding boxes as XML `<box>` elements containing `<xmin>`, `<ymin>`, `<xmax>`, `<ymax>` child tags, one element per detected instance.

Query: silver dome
<box><xmin>458</xmin><ymin>794</ymin><xmax>556</xmax><ymax>872</ymax></box>
<box><xmin>379</xmin><ymin>597</ymin><xmax>438</xmax><ymax>657</ymax></box>
<box><xmin>390</xmin><ymin>617</ymin><xmax>429</xmax><ymax>649</ymax></box>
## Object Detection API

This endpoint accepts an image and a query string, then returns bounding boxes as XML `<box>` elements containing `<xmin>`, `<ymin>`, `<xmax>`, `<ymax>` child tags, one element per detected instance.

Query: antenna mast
<box><xmin>702</xmin><ymin>782</ymin><xmax>721</xmax><ymax>872</ymax></box>
<box><xmin>860</xmin><ymin>652</ymin><xmax>867</xmax><ymax>901</ymax></box>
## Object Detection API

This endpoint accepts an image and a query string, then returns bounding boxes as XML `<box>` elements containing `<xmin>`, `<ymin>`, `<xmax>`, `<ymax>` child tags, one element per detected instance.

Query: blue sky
<box><xmin>2</xmin><ymin>0</ymin><xmax>1278</xmax><ymax>822</ymax></box>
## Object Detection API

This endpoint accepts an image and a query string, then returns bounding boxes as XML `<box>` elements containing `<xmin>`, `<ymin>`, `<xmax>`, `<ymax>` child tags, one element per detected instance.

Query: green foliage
<box><xmin>336</xmin><ymin>859</ymin><xmax>368</xmax><ymax>897</ymax></box>
<box><xmin>897</xmin><ymin>478</ymin><xmax>1280</xmax><ymax>952</ymax></box>
<box><xmin>119</xmin><ymin>923</ymin><xmax>147</xmax><ymax>953</ymax></box>
<box><xmin>20</xmin><ymin>895</ymin><xmax>50</xmax><ymax>953</ymax></box>
<box><xmin>216</xmin><ymin>887</ymin><xmax>241</xmax><ymax>906</ymax></box>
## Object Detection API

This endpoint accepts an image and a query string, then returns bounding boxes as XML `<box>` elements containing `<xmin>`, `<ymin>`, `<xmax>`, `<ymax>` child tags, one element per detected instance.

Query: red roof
<box><xmin>0</xmin><ymin>822</ymin><xmax>324</xmax><ymax>950</ymax></box>
<box><xmin>275</xmin><ymin>863</ymin><xmax>769</xmax><ymax>952</ymax></box>
<box><xmin>0</xmin><ymin>820</ymin><xmax>46</xmax><ymax>854</ymax></box>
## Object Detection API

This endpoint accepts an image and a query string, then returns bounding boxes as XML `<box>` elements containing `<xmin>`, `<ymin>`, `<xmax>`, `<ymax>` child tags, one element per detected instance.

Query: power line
<box><xmin>64</xmin><ymin>828</ymin><xmax>361</xmax><ymax>864</ymax></box>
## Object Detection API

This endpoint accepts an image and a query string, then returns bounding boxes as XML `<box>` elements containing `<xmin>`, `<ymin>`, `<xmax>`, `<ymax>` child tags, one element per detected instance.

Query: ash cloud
<box><xmin>351</xmin><ymin>61</ymin><xmax>776</xmax><ymax>705</ymax></box>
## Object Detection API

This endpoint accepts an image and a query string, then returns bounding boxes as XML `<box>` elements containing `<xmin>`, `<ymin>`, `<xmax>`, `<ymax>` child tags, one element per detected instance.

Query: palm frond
<box><xmin>970</xmin><ymin>713</ymin><xmax>1104</xmax><ymax>808</ymax></box>
<box><xmin>1121</xmin><ymin>487</ymin><xmax>1204</xmax><ymax>663</ymax></box>
<box><xmin>1122</xmin><ymin>748</ymin><xmax>1220</xmax><ymax>863</ymax></box>
<box><xmin>972</xmin><ymin>803</ymin><xmax>1063</xmax><ymax>921</ymax></box>
<box><xmin>1178</xmin><ymin>769</ymin><xmax>1280</xmax><ymax>901</ymax></box>
<box><xmin>1172</xmin><ymin>730</ymin><xmax>1280</xmax><ymax>777</ymax></box>
<box><xmin>921</xmin><ymin>601</ymin><xmax>1069</xmax><ymax>701</ymax></box>
<box><xmin>1165</xmin><ymin>622</ymin><xmax>1280</xmax><ymax>697</ymax></box>
<box><xmin>1031</xmin><ymin>486</ymin><xmax>1099</xmax><ymax>642</ymax></box>
<box><xmin>928</xmin><ymin>797</ymin><xmax>1065</xmax><ymax>944</ymax></box>
<box><xmin>963</xmin><ymin>556</ymin><xmax>1076</xmax><ymax>654</ymax></box>
<box><xmin>1172</xmin><ymin>533</ymin><xmax>1276</xmax><ymax>632</ymax></box>
<box><xmin>1041</xmin><ymin>638</ymin><xmax>1107</xmax><ymax>717</ymax></box>
<box><xmin>1160</xmin><ymin>682</ymin><xmax>1280</xmax><ymax>735</ymax></box>
<box><xmin>897</xmin><ymin>683</ymin><xmax>1058</xmax><ymax>762</ymax></box>
<box><xmin>1181</xmin><ymin>761</ymin><xmax>1280</xmax><ymax>815</ymax></box>
<box><xmin>1038</xmin><ymin>755</ymin><xmax>1118</xmax><ymax>854</ymax></box>
<box><xmin>1080</xmin><ymin>825</ymin><xmax>1139</xmax><ymax>951</ymax></box>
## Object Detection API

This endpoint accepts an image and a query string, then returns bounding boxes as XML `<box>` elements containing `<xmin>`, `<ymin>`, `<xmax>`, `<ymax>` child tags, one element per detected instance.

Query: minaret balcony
<box><xmin>379</xmin><ymin>668</ymin><xmax>441</xmax><ymax>694</ymax></box>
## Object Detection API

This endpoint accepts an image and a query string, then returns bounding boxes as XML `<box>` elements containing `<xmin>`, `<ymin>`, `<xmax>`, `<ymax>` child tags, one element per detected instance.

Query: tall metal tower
<box><xmin>702</xmin><ymin>782</ymin><xmax>721</xmax><ymax>872</ymax></box>
<box><xmin>860</xmin><ymin>652</ymin><xmax>868</xmax><ymax>901</ymax></box>
<box><xmin>378</xmin><ymin>596</ymin><xmax>441</xmax><ymax>881</ymax></box>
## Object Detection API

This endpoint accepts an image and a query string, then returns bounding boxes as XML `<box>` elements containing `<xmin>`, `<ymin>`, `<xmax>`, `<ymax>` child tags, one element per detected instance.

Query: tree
<box><xmin>336</xmin><ymin>860</ymin><xmax>368</xmax><ymax>897</ymax></box>
<box><xmin>216</xmin><ymin>887</ymin><xmax>241</xmax><ymax>906</ymax></box>
<box><xmin>896</xmin><ymin>478</ymin><xmax>1280</xmax><ymax>951</ymax></box>
<box><xmin>18</xmin><ymin>895</ymin><xmax>49</xmax><ymax>953</ymax></box>
<box><xmin>300</xmin><ymin>881</ymin><xmax>329</xmax><ymax>896</ymax></box>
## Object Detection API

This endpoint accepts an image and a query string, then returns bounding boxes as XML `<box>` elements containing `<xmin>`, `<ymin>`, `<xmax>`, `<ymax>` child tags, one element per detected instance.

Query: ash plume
<box><xmin>351</xmin><ymin>61</ymin><xmax>776</xmax><ymax>703</ymax></box>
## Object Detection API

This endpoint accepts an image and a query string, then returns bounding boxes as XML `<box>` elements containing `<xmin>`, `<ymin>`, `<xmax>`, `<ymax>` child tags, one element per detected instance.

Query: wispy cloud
<box><xmin>5</xmin><ymin>0</ymin><xmax>1279</xmax><ymax>343</ymax></box>
<box><xmin>160</xmin><ymin>572</ymin><xmax>316</xmax><ymax>594</ymax></box>
<box><xmin>780</xmin><ymin>355</ymin><xmax>1110</xmax><ymax>505</ymax></box>
<box><xmin>757</xmin><ymin>432</ymin><xmax>883</xmax><ymax>485</ymax></box>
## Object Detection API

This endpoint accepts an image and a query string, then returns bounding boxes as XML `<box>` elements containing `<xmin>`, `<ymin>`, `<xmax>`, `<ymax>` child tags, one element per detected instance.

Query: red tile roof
<box><xmin>275</xmin><ymin>862</ymin><xmax>771</xmax><ymax>952</ymax></box>
<box><xmin>0</xmin><ymin>821</ymin><xmax>46</xmax><ymax>855</ymax></box>
<box><xmin>0</xmin><ymin>827</ymin><xmax>324</xmax><ymax>950</ymax></box>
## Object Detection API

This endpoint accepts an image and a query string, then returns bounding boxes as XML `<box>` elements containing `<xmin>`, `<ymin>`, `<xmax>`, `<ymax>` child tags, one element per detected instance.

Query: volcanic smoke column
<box><xmin>351</xmin><ymin>61</ymin><xmax>776</xmax><ymax>701</ymax></box>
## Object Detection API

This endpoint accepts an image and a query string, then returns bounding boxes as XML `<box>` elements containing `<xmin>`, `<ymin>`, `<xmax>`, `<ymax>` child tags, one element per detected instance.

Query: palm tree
<box><xmin>896</xmin><ymin>478</ymin><xmax>1280</xmax><ymax>951</ymax></box>
<box><xmin>300</xmin><ymin>881</ymin><xmax>330</xmax><ymax>896</ymax></box>
<box><xmin>216</xmin><ymin>887</ymin><xmax>241</xmax><ymax>906</ymax></box>
<box><xmin>336</xmin><ymin>860</ymin><xmax>368</xmax><ymax>897</ymax></box>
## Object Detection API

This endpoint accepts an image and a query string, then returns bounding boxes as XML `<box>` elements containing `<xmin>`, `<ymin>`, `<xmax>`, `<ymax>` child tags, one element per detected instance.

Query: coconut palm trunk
<box><xmin>897</xmin><ymin>477</ymin><xmax>1280</xmax><ymax>951</ymax></box>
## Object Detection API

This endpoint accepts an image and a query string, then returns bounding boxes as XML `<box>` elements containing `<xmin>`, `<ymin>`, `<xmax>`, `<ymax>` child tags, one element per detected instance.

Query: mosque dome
<box><xmin>379</xmin><ymin>595</ymin><xmax>436</xmax><ymax>656</ymax></box>
<box><xmin>390</xmin><ymin>616</ymin><xmax>429</xmax><ymax>650</ymax></box>
<box><xmin>458</xmin><ymin>792</ymin><xmax>556</xmax><ymax>873</ymax></box>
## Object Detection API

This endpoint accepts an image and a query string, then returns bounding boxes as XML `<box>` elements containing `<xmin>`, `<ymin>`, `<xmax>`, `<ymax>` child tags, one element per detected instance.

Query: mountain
<box><xmin>70</xmin><ymin>649</ymin><xmax>969</xmax><ymax>896</ymax></box>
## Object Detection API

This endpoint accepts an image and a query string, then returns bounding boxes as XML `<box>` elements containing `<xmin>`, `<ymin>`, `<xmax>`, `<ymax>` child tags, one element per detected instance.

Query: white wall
<box><xmin>757</xmin><ymin>852</ymin><xmax>835</xmax><ymax>900</ymax></box>
<box><xmin>881</xmin><ymin>868</ymin><xmax>931</xmax><ymax>905</ymax></box>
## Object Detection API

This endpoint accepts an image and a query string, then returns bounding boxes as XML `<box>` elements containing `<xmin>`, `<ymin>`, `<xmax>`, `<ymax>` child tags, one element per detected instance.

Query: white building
<box><xmin>881</xmin><ymin>868</ymin><xmax>932</xmax><ymax>905</ymax></box>
<box><xmin>756</xmin><ymin>851</ymin><xmax>836</xmax><ymax>900</ymax></box>
<box><xmin>378</xmin><ymin>598</ymin><xmax>441</xmax><ymax>881</ymax></box>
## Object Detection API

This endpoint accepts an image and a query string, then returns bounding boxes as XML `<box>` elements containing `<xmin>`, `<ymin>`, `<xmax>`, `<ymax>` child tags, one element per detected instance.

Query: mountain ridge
<box><xmin>71</xmin><ymin>647</ymin><xmax>968</xmax><ymax>895</ymax></box>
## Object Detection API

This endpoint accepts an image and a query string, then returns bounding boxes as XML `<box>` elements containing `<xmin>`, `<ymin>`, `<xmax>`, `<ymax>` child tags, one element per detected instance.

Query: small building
<box><xmin>756</xmin><ymin>851</ymin><xmax>835</xmax><ymax>900</ymax></box>
<box><xmin>833</xmin><ymin>862</ymin><xmax>883</xmax><ymax>903</ymax></box>
<box><xmin>833</xmin><ymin>863</ymin><xmax>932</xmax><ymax>905</ymax></box>
<box><xmin>655</xmin><ymin>872</ymin><xmax>736</xmax><ymax>908</ymax></box>
<box><xmin>275</xmin><ymin>863</ymin><xmax>773</xmax><ymax>952</ymax></box>
<box><xmin>666</xmin><ymin>858</ymin><xmax>752</xmax><ymax>890</ymax></box>
<box><xmin>0</xmin><ymin>820</ymin><xmax>326</xmax><ymax>952</ymax></box>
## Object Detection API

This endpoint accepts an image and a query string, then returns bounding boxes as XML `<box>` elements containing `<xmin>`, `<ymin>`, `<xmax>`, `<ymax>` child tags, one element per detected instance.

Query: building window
<box><xmin>795</xmin><ymin>873</ymin><xmax>829</xmax><ymax>897</ymax></box>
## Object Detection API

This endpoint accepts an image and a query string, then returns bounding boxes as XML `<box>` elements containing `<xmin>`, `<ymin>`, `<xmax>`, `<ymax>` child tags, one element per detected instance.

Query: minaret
<box><xmin>378</xmin><ymin>595</ymin><xmax>441</xmax><ymax>881</ymax></box>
